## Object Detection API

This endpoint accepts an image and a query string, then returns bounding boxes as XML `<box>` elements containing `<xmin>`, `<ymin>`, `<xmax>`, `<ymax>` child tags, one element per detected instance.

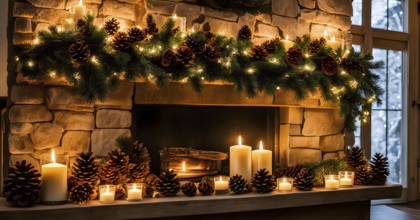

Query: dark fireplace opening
<box><xmin>133</xmin><ymin>105</ymin><xmax>277</xmax><ymax>174</ymax></box>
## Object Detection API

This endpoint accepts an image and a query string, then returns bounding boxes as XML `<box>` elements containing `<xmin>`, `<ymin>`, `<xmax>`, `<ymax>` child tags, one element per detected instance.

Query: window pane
<box><xmin>352</xmin><ymin>44</ymin><xmax>361</xmax><ymax>52</ymax></box>
<box><xmin>372</xmin><ymin>49</ymin><xmax>387</xmax><ymax>109</ymax></box>
<box><xmin>387</xmin><ymin>111</ymin><xmax>402</xmax><ymax>183</ymax></box>
<box><xmin>372</xmin><ymin>0</ymin><xmax>405</xmax><ymax>32</ymax></box>
<box><xmin>387</xmin><ymin>50</ymin><xmax>402</xmax><ymax>110</ymax></box>
<box><xmin>371</xmin><ymin>110</ymin><xmax>387</xmax><ymax>155</ymax></box>
<box><xmin>352</xmin><ymin>0</ymin><xmax>362</xmax><ymax>25</ymax></box>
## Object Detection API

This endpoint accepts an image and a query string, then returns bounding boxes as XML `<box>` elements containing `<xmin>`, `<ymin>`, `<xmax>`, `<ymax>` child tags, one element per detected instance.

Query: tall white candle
<box><xmin>40</xmin><ymin>149</ymin><xmax>67</xmax><ymax>203</ymax></box>
<box><xmin>230</xmin><ymin>136</ymin><xmax>252</xmax><ymax>181</ymax></box>
<box><xmin>172</xmin><ymin>14</ymin><xmax>186</xmax><ymax>32</ymax></box>
<box><xmin>252</xmin><ymin>140</ymin><xmax>272</xmax><ymax>175</ymax></box>
<box><xmin>74</xmin><ymin>0</ymin><xmax>86</xmax><ymax>21</ymax></box>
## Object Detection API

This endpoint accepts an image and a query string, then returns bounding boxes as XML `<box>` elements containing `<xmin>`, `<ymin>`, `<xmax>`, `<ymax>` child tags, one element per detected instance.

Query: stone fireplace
<box><xmin>4</xmin><ymin>0</ymin><xmax>354</xmax><ymax>181</ymax></box>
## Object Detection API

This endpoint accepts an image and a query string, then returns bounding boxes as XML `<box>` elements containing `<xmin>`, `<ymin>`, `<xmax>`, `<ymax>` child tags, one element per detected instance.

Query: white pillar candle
<box><xmin>127</xmin><ymin>183</ymin><xmax>143</xmax><ymax>201</ymax></box>
<box><xmin>230</xmin><ymin>136</ymin><xmax>252</xmax><ymax>181</ymax></box>
<box><xmin>100</xmin><ymin>185</ymin><xmax>115</xmax><ymax>204</ymax></box>
<box><xmin>172</xmin><ymin>14</ymin><xmax>186</xmax><ymax>32</ymax></box>
<box><xmin>327</xmin><ymin>35</ymin><xmax>341</xmax><ymax>50</ymax></box>
<box><xmin>40</xmin><ymin>150</ymin><xmax>68</xmax><ymax>203</ymax></box>
<box><xmin>74</xmin><ymin>0</ymin><xmax>86</xmax><ymax>21</ymax></box>
<box><xmin>251</xmin><ymin>140</ymin><xmax>272</xmax><ymax>175</ymax></box>
<box><xmin>325</xmin><ymin>175</ymin><xmax>339</xmax><ymax>189</ymax></box>
<box><xmin>281</xmin><ymin>35</ymin><xmax>293</xmax><ymax>51</ymax></box>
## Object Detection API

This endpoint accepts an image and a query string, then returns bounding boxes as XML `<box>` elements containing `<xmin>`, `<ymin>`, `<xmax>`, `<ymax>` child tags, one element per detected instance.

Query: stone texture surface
<box><xmin>272</xmin><ymin>0</ymin><xmax>299</xmax><ymax>17</ymax></box>
<box><xmin>13</xmin><ymin>2</ymin><xmax>36</xmax><ymax>18</ymax></box>
<box><xmin>27</xmin><ymin>0</ymin><xmax>65</xmax><ymax>9</ymax></box>
<box><xmin>54</xmin><ymin>111</ymin><xmax>94</xmax><ymax>130</ymax></box>
<box><xmin>13</xmin><ymin>33</ymin><xmax>34</xmax><ymax>44</ymax></box>
<box><xmin>103</xmin><ymin>0</ymin><xmax>136</xmax><ymax>21</ymax></box>
<box><xmin>11</xmin><ymin>85</ymin><xmax>44</xmax><ymax>104</ymax></box>
<box><xmin>173</xmin><ymin>3</ymin><xmax>202</xmax><ymax>28</ymax></box>
<box><xmin>14</xmin><ymin>18</ymin><xmax>32</xmax><ymax>33</ymax></box>
<box><xmin>91</xmin><ymin>129</ymin><xmax>131</xmax><ymax>156</ymax></box>
<box><xmin>34</xmin><ymin>23</ymin><xmax>50</xmax><ymax>33</ymax></box>
<box><xmin>33</xmin><ymin>9</ymin><xmax>73</xmax><ymax>24</ymax></box>
<box><xmin>323</xmin><ymin>152</ymin><xmax>338</xmax><ymax>160</ymax></box>
<box><xmin>288</xmin><ymin>149</ymin><xmax>322</xmax><ymax>166</ymax></box>
<box><xmin>256</xmin><ymin>13</ymin><xmax>271</xmax><ymax>24</ymax></box>
<box><xmin>238</xmin><ymin>13</ymin><xmax>257</xmax><ymax>30</ymax></box>
<box><xmin>320</xmin><ymin>133</ymin><xmax>345</xmax><ymax>152</ymax></box>
<box><xmin>289</xmin><ymin>136</ymin><xmax>319</xmax><ymax>149</ymax></box>
<box><xmin>30</xmin><ymin>123</ymin><xmax>63</xmax><ymax>150</ymax></box>
<box><xmin>9</xmin><ymin>105</ymin><xmax>52</xmax><ymax>123</ymax></box>
<box><xmin>298</xmin><ymin>0</ymin><xmax>316</xmax><ymax>9</ymax></box>
<box><xmin>203</xmin><ymin>7</ymin><xmax>238</xmax><ymax>22</ymax></box>
<box><xmin>47</xmin><ymin>87</ymin><xmax>94</xmax><ymax>112</ymax></box>
<box><xmin>10</xmin><ymin>155</ymin><xmax>40</xmax><ymax>173</ymax></box>
<box><xmin>318</xmin><ymin>0</ymin><xmax>353</xmax><ymax>16</ymax></box>
<box><xmin>10</xmin><ymin>123</ymin><xmax>34</xmax><ymax>134</ymax></box>
<box><xmin>202</xmin><ymin>17</ymin><xmax>241</xmax><ymax>37</ymax></box>
<box><xmin>9</xmin><ymin>134</ymin><xmax>34</xmax><ymax>154</ymax></box>
<box><xmin>96</xmin><ymin>110</ymin><xmax>132</xmax><ymax>128</ymax></box>
<box><xmin>255</xmin><ymin>23</ymin><xmax>279</xmax><ymax>38</ymax></box>
<box><xmin>31</xmin><ymin>147</ymin><xmax>64</xmax><ymax>160</ymax></box>
<box><xmin>145</xmin><ymin>0</ymin><xmax>177</xmax><ymax>15</ymax></box>
<box><xmin>272</xmin><ymin>15</ymin><xmax>298</xmax><ymax>38</ymax></box>
<box><xmin>302</xmin><ymin>109</ymin><xmax>344</xmax><ymax>136</ymax></box>
<box><xmin>280</xmin><ymin>107</ymin><xmax>303</xmax><ymax>124</ymax></box>
<box><xmin>289</xmin><ymin>125</ymin><xmax>301</xmax><ymax>135</ymax></box>
<box><xmin>95</xmin><ymin>81</ymin><xmax>134</xmax><ymax>109</ymax></box>
<box><xmin>300</xmin><ymin>9</ymin><xmax>352</xmax><ymax>30</ymax></box>
<box><xmin>62</xmin><ymin>131</ymin><xmax>90</xmax><ymax>156</ymax></box>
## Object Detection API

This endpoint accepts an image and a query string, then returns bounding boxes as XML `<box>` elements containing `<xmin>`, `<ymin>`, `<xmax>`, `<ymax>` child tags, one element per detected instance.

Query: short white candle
<box><xmin>325</xmin><ymin>175</ymin><xmax>339</xmax><ymax>189</ymax></box>
<box><xmin>127</xmin><ymin>184</ymin><xmax>142</xmax><ymax>201</ymax></box>
<box><xmin>74</xmin><ymin>0</ymin><xmax>86</xmax><ymax>21</ymax></box>
<box><xmin>214</xmin><ymin>176</ymin><xmax>229</xmax><ymax>190</ymax></box>
<box><xmin>40</xmin><ymin>149</ymin><xmax>67</xmax><ymax>203</ymax></box>
<box><xmin>230</xmin><ymin>136</ymin><xmax>252</xmax><ymax>181</ymax></box>
<box><xmin>278</xmin><ymin>179</ymin><xmax>292</xmax><ymax>191</ymax></box>
<box><xmin>62</xmin><ymin>19</ymin><xmax>74</xmax><ymax>31</ymax></box>
<box><xmin>339</xmin><ymin>172</ymin><xmax>353</xmax><ymax>186</ymax></box>
<box><xmin>251</xmin><ymin>140</ymin><xmax>272</xmax><ymax>175</ymax></box>
<box><xmin>100</xmin><ymin>185</ymin><xmax>115</xmax><ymax>204</ymax></box>
<box><xmin>281</xmin><ymin>35</ymin><xmax>293</xmax><ymax>51</ymax></box>
<box><xmin>327</xmin><ymin>35</ymin><xmax>341</xmax><ymax>50</ymax></box>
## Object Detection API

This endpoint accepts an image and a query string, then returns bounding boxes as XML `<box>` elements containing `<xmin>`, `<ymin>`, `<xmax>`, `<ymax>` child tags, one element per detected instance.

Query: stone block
<box><xmin>203</xmin><ymin>7</ymin><xmax>238</xmax><ymax>22</ymax></box>
<box><xmin>31</xmin><ymin>147</ymin><xmax>64</xmax><ymax>160</ymax></box>
<box><xmin>95</xmin><ymin>81</ymin><xmax>134</xmax><ymax>110</ymax></box>
<box><xmin>14</xmin><ymin>18</ymin><xmax>32</xmax><ymax>33</ymax></box>
<box><xmin>289</xmin><ymin>136</ymin><xmax>319</xmax><ymax>149</ymax></box>
<box><xmin>10</xmin><ymin>123</ymin><xmax>34</xmax><ymax>134</ymax></box>
<box><xmin>238</xmin><ymin>13</ymin><xmax>257</xmax><ymax>30</ymax></box>
<box><xmin>96</xmin><ymin>110</ymin><xmax>132</xmax><ymax>128</ymax></box>
<box><xmin>173</xmin><ymin>3</ymin><xmax>202</xmax><ymax>28</ymax></box>
<box><xmin>145</xmin><ymin>0</ymin><xmax>177</xmax><ymax>15</ymax></box>
<box><xmin>296</xmin><ymin>18</ymin><xmax>311</xmax><ymax>37</ymax></box>
<box><xmin>272</xmin><ymin>15</ymin><xmax>298</xmax><ymax>38</ymax></box>
<box><xmin>62</xmin><ymin>131</ymin><xmax>90</xmax><ymax>156</ymax></box>
<box><xmin>298</xmin><ymin>0</ymin><xmax>316</xmax><ymax>9</ymax></box>
<box><xmin>302</xmin><ymin>109</ymin><xmax>345</xmax><ymax>136</ymax></box>
<box><xmin>34</xmin><ymin>23</ymin><xmax>50</xmax><ymax>33</ymax></box>
<box><xmin>27</xmin><ymin>0</ymin><xmax>65</xmax><ymax>9</ymax></box>
<box><xmin>11</xmin><ymin>85</ymin><xmax>44</xmax><ymax>104</ymax></box>
<box><xmin>91</xmin><ymin>129</ymin><xmax>131</xmax><ymax>156</ymax></box>
<box><xmin>338</xmin><ymin>150</ymin><xmax>346</xmax><ymax>159</ymax></box>
<box><xmin>103</xmin><ymin>0</ymin><xmax>136</xmax><ymax>21</ymax></box>
<box><xmin>318</xmin><ymin>0</ymin><xmax>352</xmax><ymax>16</ymax></box>
<box><xmin>10</xmin><ymin>155</ymin><xmax>40</xmax><ymax>173</ymax></box>
<box><xmin>13</xmin><ymin>33</ymin><xmax>34</xmax><ymax>44</ymax></box>
<box><xmin>9</xmin><ymin>105</ymin><xmax>52</xmax><ymax>123</ymax></box>
<box><xmin>256</xmin><ymin>13</ymin><xmax>271</xmax><ymax>24</ymax></box>
<box><xmin>320</xmin><ymin>133</ymin><xmax>345</xmax><ymax>152</ymax></box>
<box><xmin>289</xmin><ymin>125</ymin><xmax>301</xmax><ymax>135</ymax></box>
<box><xmin>344</xmin><ymin>131</ymin><xmax>355</xmax><ymax>147</ymax></box>
<box><xmin>280</xmin><ymin>107</ymin><xmax>303</xmax><ymax>124</ymax></box>
<box><xmin>323</xmin><ymin>152</ymin><xmax>338</xmax><ymax>160</ymax></box>
<box><xmin>30</xmin><ymin>123</ymin><xmax>63</xmax><ymax>150</ymax></box>
<box><xmin>47</xmin><ymin>87</ymin><xmax>94</xmax><ymax>112</ymax></box>
<box><xmin>272</xmin><ymin>0</ymin><xmax>299</xmax><ymax>17</ymax></box>
<box><xmin>300</xmin><ymin>9</ymin><xmax>351</xmax><ymax>31</ymax></box>
<box><xmin>202</xmin><ymin>17</ymin><xmax>241</xmax><ymax>38</ymax></box>
<box><xmin>9</xmin><ymin>134</ymin><xmax>34</xmax><ymax>154</ymax></box>
<box><xmin>288</xmin><ymin>149</ymin><xmax>322</xmax><ymax>166</ymax></box>
<box><xmin>34</xmin><ymin>9</ymin><xmax>72</xmax><ymax>24</ymax></box>
<box><xmin>54</xmin><ymin>111</ymin><xmax>94</xmax><ymax>130</ymax></box>
<box><xmin>255</xmin><ymin>23</ymin><xmax>279</xmax><ymax>39</ymax></box>
<box><xmin>13</xmin><ymin>2</ymin><xmax>36</xmax><ymax>18</ymax></box>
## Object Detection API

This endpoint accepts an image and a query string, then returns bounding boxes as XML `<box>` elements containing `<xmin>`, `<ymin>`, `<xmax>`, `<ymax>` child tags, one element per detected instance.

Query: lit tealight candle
<box><xmin>277</xmin><ymin>177</ymin><xmax>293</xmax><ymax>192</ymax></box>
<box><xmin>74</xmin><ymin>0</ymin><xmax>86</xmax><ymax>22</ymax></box>
<box><xmin>100</xmin><ymin>185</ymin><xmax>116</xmax><ymax>204</ymax></box>
<box><xmin>172</xmin><ymin>14</ymin><xmax>186</xmax><ymax>32</ymax></box>
<box><xmin>324</xmin><ymin>175</ymin><xmax>339</xmax><ymax>189</ymax></box>
<box><xmin>214</xmin><ymin>176</ymin><xmax>229</xmax><ymax>195</ymax></box>
<box><xmin>40</xmin><ymin>149</ymin><xmax>68</xmax><ymax>204</ymax></box>
<box><xmin>281</xmin><ymin>35</ymin><xmax>293</xmax><ymax>51</ymax></box>
<box><xmin>230</xmin><ymin>135</ymin><xmax>252</xmax><ymax>181</ymax></box>
<box><xmin>127</xmin><ymin>183</ymin><xmax>143</xmax><ymax>201</ymax></box>
<box><xmin>339</xmin><ymin>171</ymin><xmax>354</xmax><ymax>187</ymax></box>
<box><xmin>327</xmin><ymin>35</ymin><xmax>342</xmax><ymax>50</ymax></box>
<box><xmin>251</xmin><ymin>140</ymin><xmax>272</xmax><ymax>175</ymax></box>
<box><xmin>62</xmin><ymin>19</ymin><xmax>74</xmax><ymax>31</ymax></box>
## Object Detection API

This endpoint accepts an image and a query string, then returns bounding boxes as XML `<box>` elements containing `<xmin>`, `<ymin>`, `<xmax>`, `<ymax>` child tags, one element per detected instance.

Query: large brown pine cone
<box><xmin>104</xmin><ymin>18</ymin><xmax>120</xmax><ymax>35</ymax></box>
<box><xmin>113</xmin><ymin>32</ymin><xmax>132</xmax><ymax>51</ymax></box>
<box><xmin>237</xmin><ymin>25</ymin><xmax>252</xmax><ymax>40</ymax></box>
<box><xmin>161</xmin><ymin>50</ymin><xmax>177</xmax><ymax>67</ymax></box>
<box><xmin>251</xmin><ymin>168</ymin><xmax>275</xmax><ymax>194</ymax></box>
<box><xmin>128</xmin><ymin>27</ymin><xmax>147</xmax><ymax>44</ymax></box>
<box><xmin>250</xmin><ymin>45</ymin><xmax>268</xmax><ymax>60</ymax></box>
<box><xmin>198</xmin><ymin>182</ymin><xmax>214</xmax><ymax>196</ymax></box>
<box><xmin>176</xmin><ymin>46</ymin><xmax>195</xmax><ymax>67</ymax></box>
<box><xmin>181</xmin><ymin>182</ymin><xmax>197</xmax><ymax>197</ymax></box>
<box><xmin>286</xmin><ymin>47</ymin><xmax>303</xmax><ymax>66</ymax></box>
<box><xmin>69</xmin><ymin>41</ymin><xmax>91</xmax><ymax>64</ymax></box>
<box><xmin>321</xmin><ymin>56</ymin><xmax>338</xmax><ymax>76</ymax></box>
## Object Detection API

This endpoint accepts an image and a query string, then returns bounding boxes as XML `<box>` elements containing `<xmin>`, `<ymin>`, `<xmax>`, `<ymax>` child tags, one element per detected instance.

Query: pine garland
<box><xmin>15</xmin><ymin>15</ymin><xmax>383</xmax><ymax>132</ymax></box>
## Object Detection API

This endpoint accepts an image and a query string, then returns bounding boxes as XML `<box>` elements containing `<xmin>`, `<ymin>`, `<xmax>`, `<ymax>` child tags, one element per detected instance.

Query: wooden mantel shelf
<box><xmin>0</xmin><ymin>184</ymin><xmax>402</xmax><ymax>220</ymax></box>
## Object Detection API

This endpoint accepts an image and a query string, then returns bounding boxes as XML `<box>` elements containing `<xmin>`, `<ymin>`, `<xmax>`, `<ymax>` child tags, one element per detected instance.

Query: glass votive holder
<box><xmin>99</xmin><ymin>185</ymin><xmax>116</xmax><ymax>204</ymax></box>
<box><xmin>339</xmin><ymin>171</ymin><xmax>354</xmax><ymax>187</ymax></box>
<box><xmin>324</xmin><ymin>175</ymin><xmax>340</xmax><ymax>190</ymax></box>
<box><xmin>277</xmin><ymin>177</ymin><xmax>293</xmax><ymax>192</ymax></box>
<box><xmin>126</xmin><ymin>183</ymin><xmax>143</xmax><ymax>201</ymax></box>
<box><xmin>214</xmin><ymin>176</ymin><xmax>229</xmax><ymax>195</ymax></box>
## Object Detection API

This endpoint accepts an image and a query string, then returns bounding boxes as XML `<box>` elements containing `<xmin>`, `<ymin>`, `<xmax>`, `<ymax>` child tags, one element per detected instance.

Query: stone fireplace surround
<box><xmin>4</xmin><ymin>0</ymin><xmax>354</xmax><ymax>180</ymax></box>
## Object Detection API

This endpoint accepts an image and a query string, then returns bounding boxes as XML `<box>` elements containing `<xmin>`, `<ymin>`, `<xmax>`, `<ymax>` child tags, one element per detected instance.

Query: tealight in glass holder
<box><xmin>339</xmin><ymin>171</ymin><xmax>354</xmax><ymax>187</ymax></box>
<box><xmin>324</xmin><ymin>175</ymin><xmax>339</xmax><ymax>190</ymax></box>
<box><xmin>214</xmin><ymin>176</ymin><xmax>229</xmax><ymax>195</ymax></box>
<box><xmin>126</xmin><ymin>183</ymin><xmax>143</xmax><ymax>201</ymax></box>
<box><xmin>277</xmin><ymin>177</ymin><xmax>293</xmax><ymax>192</ymax></box>
<box><xmin>99</xmin><ymin>185</ymin><xmax>116</xmax><ymax>204</ymax></box>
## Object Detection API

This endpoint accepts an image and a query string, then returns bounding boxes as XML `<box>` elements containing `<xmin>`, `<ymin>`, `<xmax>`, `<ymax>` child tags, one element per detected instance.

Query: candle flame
<box><xmin>259</xmin><ymin>140</ymin><xmax>263</xmax><ymax>150</ymax></box>
<box><xmin>133</xmin><ymin>184</ymin><xmax>137</xmax><ymax>190</ymax></box>
<box><xmin>51</xmin><ymin>149</ymin><xmax>56</xmax><ymax>163</ymax></box>
<box><xmin>285</xmin><ymin>35</ymin><xmax>289</xmax><ymax>41</ymax></box>
<box><xmin>79</xmin><ymin>0</ymin><xmax>83</xmax><ymax>6</ymax></box>
<box><xmin>332</xmin><ymin>35</ymin><xmax>336</xmax><ymax>42</ymax></box>
<box><xmin>330</xmin><ymin>175</ymin><xmax>334</xmax><ymax>180</ymax></box>
<box><xmin>344</xmin><ymin>172</ymin><xmax>348</xmax><ymax>179</ymax></box>
<box><xmin>283</xmin><ymin>178</ymin><xmax>287</xmax><ymax>184</ymax></box>
<box><xmin>219</xmin><ymin>176</ymin><xmax>222</xmax><ymax>182</ymax></box>
<box><xmin>238</xmin><ymin>135</ymin><xmax>242</xmax><ymax>145</ymax></box>
<box><xmin>173</xmin><ymin>14</ymin><xmax>177</xmax><ymax>19</ymax></box>
<box><xmin>182</xmin><ymin>161</ymin><xmax>186</xmax><ymax>171</ymax></box>
<box><xmin>106</xmin><ymin>185</ymin><xmax>109</xmax><ymax>193</ymax></box>
<box><xmin>324</xmin><ymin>29</ymin><xmax>328</xmax><ymax>37</ymax></box>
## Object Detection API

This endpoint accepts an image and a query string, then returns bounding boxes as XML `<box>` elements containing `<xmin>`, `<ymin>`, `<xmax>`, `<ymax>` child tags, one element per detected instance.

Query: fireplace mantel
<box><xmin>0</xmin><ymin>184</ymin><xmax>402</xmax><ymax>220</ymax></box>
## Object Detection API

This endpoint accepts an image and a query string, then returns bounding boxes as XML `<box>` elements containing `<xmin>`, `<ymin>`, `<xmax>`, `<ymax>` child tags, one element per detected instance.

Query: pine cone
<box><xmin>346</xmin><ymin>146</ymin><xmax>367</xmax><ymax>170</ymax></box>
<box><xmin>146</xmin><ymin>14</ymin><xmax>158</xmax><ymax>35</ymax></box>
<box><xmin>274</xmin><ymin>165</ymin><xmax>303</xmax><ymax>179</ymax></box>
<box><xmin>261</xmin><ymin>39</ymin><xmax>279</xmax><ymax>53</ymax></box>
<box><xmin>128</xmin><ymin>27</ymin><xmax>147</xmax><ymax>44</ymax></box>
<box><xmin>250</xmin><ymin>45</ymin><xmax>268</xmax><ymax>61</ymax></box>
<box><xmin>321</xmin><ymin>55</ymin><xmax>338</xmax><ymax>76</ymax></box>
<box><xmin>155</xmin><ymin>169</ymin><xmax>180</xmax><ymax>197</ymax></box>
<box><xmin>129</xmin><ymin>163</ymin><xmax>150</xmax><ymax>181</ymax></box>
<box><xmin>113</xmin><ymin>32</ymin><xmax>132</xmax><ymax>51</ymax></box>
<box><xmin>198</xmin><ymin>182</ymin><xmax>214</xmax><ymax>196</ymax></box>
<box><xmin>229</xmin><ymin>175</ymin><xmax>248</xmax><ymax>194</ymax></box>
<box><xmin>99</xmin><ymin>166</ymin><xmax>121</xmax><ymax>185</ymax></box>
<box><xmin>237</xmin><ymin>25</ymin><xmax>252</xmax><ymax>40</ymax></box>
<box><xmin>104</xmin><ymin>18</ymin><xmax>120</xmax><ymax>35</ymax></box>
<box><xmin>185</xmin><ymin>35</ymin><xmax>205</xmax><ymax>55</ymax></box>
<box><xmin>106</xmin><ymin>148</ymin><xmax>130</xmax><ymax>176</ymax></box>
<box><xmin>245</xmin><ymin>182</ymin><xmax>254</xmax><ymax>193</ymax></box>
<box><xmin>354</xmin><ymin>165</ymin><xmax>372</xmax><ymax>185</ymax></box>
<box><xmin>370</xmin><ymin>153</ymin><xmax>389</xmax><ymax>185</ymax></box>
<box><xmin>202</xmin><ymin>22</ymin><xmax>214</xmax><ymax>39</ymax></box>
<box><xmin>308</xmin><ymin>38</ymin><xmax>326</xmax><ymax>54</ymax></box>
<box><xmin>115</xmin><ymin>184</ymin><xmax>126</xmax><ymax>200</ymax></box>
<box><xmin>294</xmin><ymin>168</ymin><xmax>315</xmax><ymax>191</ymax></box>
<box><xmin>144</xmin><ymin>174</ymin><xmax>159</xmax><ymax>198</ymax></box>
<box><xmin>252</xmin><ymin>168</ymin><xmax>275</xmax><ymax>193</ymax></box>
<box><xmin>69</xmin><ymin>182</ymin><xmax>94</xmax><ymax>205</ymax></box>
<box><xmin>202</xmin><ymin>45</ymin><xmax>221</xmax><ymax>62</ymax></box>
<box><xmin>161</xmin><ymin>49</ymin><xmax>177</xmax><ymax>67</ymax></box>
<box><xmin>286</xmin><ymin>47</ymin><xmax>303</xmax><ymax>66</ymax></box>
<box><xmin>71</xmin><ymin>152</ymin><xmax>99</xmax><ymax>185</ymax></box>
<box><xmin>181</xmin><ymin>182</ymin><xmax>197</xmax><ymax>197</ymax></box>
<box><xmin>176</xmin><ymin>46</ymin><xmax>195</xmax><ymax>67</ymax></box>
<box><xmin>144</xmin><ymin>184</ymin><xmax>155</xmax><ymax>198</ymax></box>
<box><xmin>3</xmin><ymin>160</ymin><xmax>41</xmax><ymax>207</ymax></box>
<box><xmin>341</xmin><ymin>58</ymin><xmax>364</xmax><ymax>73</ymax></box>
<box><xmin>77</xmin><ymin>26</ymin><xmax>92</xmax><ymax>39</ymax></box>
<box><xmin>69</xmin><ymin>41</ymin><xmax>91</xmax><ymax>64</ymax></box>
